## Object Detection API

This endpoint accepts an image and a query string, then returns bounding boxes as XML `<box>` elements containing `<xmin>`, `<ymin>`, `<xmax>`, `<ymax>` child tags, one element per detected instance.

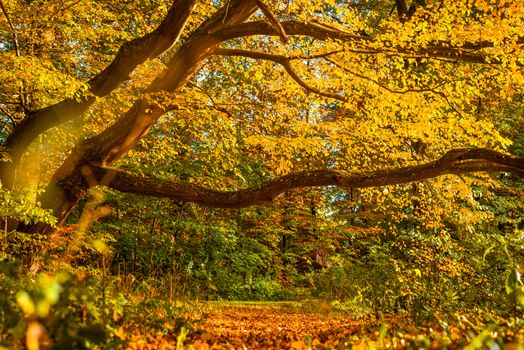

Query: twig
<box><xmin>0</xmin><ymin>0</ymin><xmax>20</xmax><ymax>56</ymax></box>
<box><xmin>326</xmin><ymin>57</ymin><xmax>451</xmax><ymax>95</ymax></box>
<box><xmin>280</xmin><ymin>60</ymin><xmax>347</xmax><ymax>101</ymax></box>
<box><xmin>213</xmin><ymin>48</ymin><xmax>347</xmax><ymax>101</ymax></box>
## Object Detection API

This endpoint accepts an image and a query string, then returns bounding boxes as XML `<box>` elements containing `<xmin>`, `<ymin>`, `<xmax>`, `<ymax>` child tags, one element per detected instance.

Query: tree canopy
<box><xmin>0</xmin><ymin>0</ymin><xmax>523</xmax><ymax>231</ymax></box>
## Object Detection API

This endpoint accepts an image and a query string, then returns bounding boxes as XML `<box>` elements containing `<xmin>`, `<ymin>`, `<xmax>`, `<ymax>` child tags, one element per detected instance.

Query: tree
<box><xmin>0</xmin><ymin>0</ymin><xmax>523</xmax><ymax>233</ymax></box>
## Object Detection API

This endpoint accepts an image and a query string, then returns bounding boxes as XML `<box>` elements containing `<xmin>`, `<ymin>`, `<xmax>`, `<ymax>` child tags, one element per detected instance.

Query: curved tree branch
<box><xmin>1</xmin><ymin>0</ymin><xmax>198</xmax><ymax>176</ymax></box>
<box><xmin>213</xmin><ymin>48</ymin><xmax>347</xmax><ymax>101</ymax></box>
<box><xmin>86</xmin><ymin>148</ymin><xmax>523</xmax><ymax>209</ymax></box>
<box><xmin>213</xmin><ymin>20</ymin><xmax>523</xmax><ymax>65</ymax></box>
<box><xmin>279</xmin><ymin>61</ymin><xmax>347</xmax><ymax>102</ymax></box>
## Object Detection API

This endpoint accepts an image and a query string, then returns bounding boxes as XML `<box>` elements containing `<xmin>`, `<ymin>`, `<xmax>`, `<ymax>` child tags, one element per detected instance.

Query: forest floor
<box><xmin>122</xmin><ymin>301</ymin><xmax>524</xmax><ymax>349</ymax></box>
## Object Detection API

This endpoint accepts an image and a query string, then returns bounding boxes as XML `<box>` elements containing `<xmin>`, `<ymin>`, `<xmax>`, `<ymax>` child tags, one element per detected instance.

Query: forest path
<box><xmin>188</xmin><ymin>302</ymin><xmax>372</xmax><ymax>349</ymax></box>
<box><xmin>124</xmin><ymin>302</ymin><xmax>523</xmax><ymax>349</ymax></box>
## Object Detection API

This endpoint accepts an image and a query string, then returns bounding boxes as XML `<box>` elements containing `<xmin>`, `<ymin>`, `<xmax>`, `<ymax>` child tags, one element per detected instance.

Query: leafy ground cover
<box><xmin>120</xmin><ymin>302</ymin><xmax>524</xmax><ymax>349</ymax></box>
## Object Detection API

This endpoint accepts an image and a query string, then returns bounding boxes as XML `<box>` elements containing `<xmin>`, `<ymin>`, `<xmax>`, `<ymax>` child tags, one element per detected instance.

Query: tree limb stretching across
<box><xmin>214</xmin><ymin>20</ymin><xmax>524</xmax><ymax>65</ymax></box>
<box><xmin>87</xmin><ymin>148</ymin><xmax>524</xmax><ymax>209</ymax></box>
<box><xmin>3</xmin><ymin>11</ymin><xmax>520</xmax><ymax>180</ymax></box>
<box><xmin>2</xmin><ymin>0</ymin><xmax>521</xmax><ymax>235</ymax></box>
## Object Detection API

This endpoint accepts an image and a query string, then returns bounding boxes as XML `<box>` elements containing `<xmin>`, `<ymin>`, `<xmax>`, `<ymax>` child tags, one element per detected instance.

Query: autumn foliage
<box><xmin>0</xmin><ymin>0</ymin><xmax>523</xmax><ymax>349</ymax></box>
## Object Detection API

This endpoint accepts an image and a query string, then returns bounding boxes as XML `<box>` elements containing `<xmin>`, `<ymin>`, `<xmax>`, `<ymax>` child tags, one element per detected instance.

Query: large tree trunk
<box><xmin>27</xmin><ymin>0</ymin><xmax>259</xmax><ymax>233</ymax></box>
<box><xmin>0</xmin><ymin>0</ymin><xmax>198</xmax><ymax>188</ymax></box>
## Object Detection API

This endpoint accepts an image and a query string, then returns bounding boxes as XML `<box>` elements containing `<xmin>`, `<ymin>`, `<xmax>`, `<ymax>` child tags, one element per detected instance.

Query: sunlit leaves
<box><xmin>0</xmin><ymin>184</ymin><xmax>57</xmax><ymax>225</ymax></box>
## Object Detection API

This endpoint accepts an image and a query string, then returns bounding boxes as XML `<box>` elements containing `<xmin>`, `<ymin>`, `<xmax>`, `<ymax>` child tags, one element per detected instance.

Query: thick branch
<box><xmin>1</xmin><ymin>0</ymin><xmax>197</xmax><ymax>173</ymax></box>
<box><xmin>88</xmin><ymin>148</ymin><xmax>523</xmax><ymax>209</ymax></box>
<box><xmin>254</xmin><ymin>0</ymin><xmax>288</xmax><ymax>43</ymax></box>
<box><xmin>213</xmin><ymin>20</ymin><xmax>523</xmax><ymax>65</ymax></box>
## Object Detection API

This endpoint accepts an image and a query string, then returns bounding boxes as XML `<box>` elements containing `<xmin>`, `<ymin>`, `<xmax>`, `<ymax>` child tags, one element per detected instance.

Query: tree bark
<box><xmin>31</xmin><ymin>0</ymin><xmax>259</xmax><ymax>233</ymax></box>
<box><xmin>0</xmin><ymin>0</ymin><xmax>198</xmax><ymax>186</ymax></box>
<box><xmin>86</xmin><ymin>148</ymin><xmax>523</xmax><ymax>209</ymax></box>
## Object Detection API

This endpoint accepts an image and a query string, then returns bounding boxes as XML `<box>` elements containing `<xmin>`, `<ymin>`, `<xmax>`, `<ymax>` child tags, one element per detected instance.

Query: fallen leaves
<box><xmin>187</xmin><ymin>305</ymin><xmax>367</xmax><ymax>349</ymax></box>
<box><xmin>121</xmin><ymin>303</ymin><xmax>524</xmax><ymax>349</ymax></box>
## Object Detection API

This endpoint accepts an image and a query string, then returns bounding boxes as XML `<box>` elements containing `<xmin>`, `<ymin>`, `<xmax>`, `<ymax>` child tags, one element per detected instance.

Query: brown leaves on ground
<box><xmin>188</xmin><ymin>304</ymin><xmax>369</xmax><ymax>349</ymax></box>
<box><xmin>122</xmin><ymin>303</ymin><xmax>524</xmax><ymax>349</ymax></box>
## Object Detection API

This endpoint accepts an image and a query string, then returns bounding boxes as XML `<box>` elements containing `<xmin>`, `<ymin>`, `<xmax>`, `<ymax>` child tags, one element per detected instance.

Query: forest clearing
<box><xmin>1</xmin><ymin>0</ymin><xmax>523</xmax><ymax>348</ymax></box>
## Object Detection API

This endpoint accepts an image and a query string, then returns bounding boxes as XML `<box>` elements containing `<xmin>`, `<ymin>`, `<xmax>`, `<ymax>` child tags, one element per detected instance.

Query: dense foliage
<box><xmin>1</xmin><ymin>0</ymin><xmax>523</xmax><ymax>348</ymax></box>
